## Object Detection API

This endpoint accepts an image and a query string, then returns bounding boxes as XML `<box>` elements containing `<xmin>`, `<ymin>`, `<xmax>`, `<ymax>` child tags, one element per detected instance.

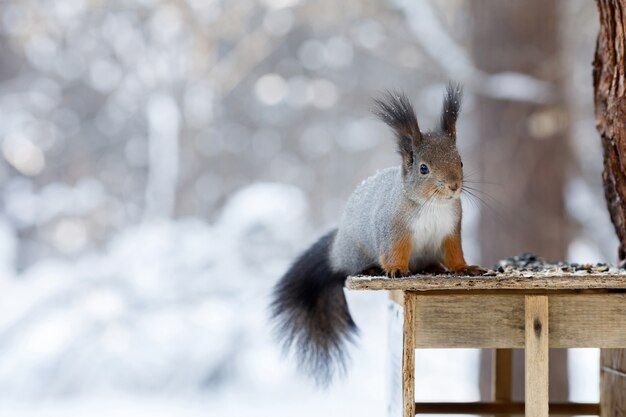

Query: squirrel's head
<box><xmin>373</xmin><ymin>83</ymin><xmax>463</xmax><ymax>204</ymax></box>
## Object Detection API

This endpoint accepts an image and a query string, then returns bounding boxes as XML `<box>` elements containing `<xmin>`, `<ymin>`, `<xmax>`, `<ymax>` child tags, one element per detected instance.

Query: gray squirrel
<box><xmin>271</xmin><ymin>83</ymin><xmax>485</xmax><ymax>385</ymax></box>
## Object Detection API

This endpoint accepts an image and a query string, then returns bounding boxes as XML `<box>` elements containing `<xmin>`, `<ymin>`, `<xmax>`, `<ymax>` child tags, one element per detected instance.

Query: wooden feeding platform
<box><xmin>346</xmin><ymin>260</ymin><xmax>626</xmax><ymax>417</ymax></box>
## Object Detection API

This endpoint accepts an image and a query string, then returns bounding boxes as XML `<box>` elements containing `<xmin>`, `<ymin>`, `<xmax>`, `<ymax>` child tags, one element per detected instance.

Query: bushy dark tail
<box><xmin>270</xmin><ymin>229</ymin><xmax>357</xmax><ymax>385</ymax></box>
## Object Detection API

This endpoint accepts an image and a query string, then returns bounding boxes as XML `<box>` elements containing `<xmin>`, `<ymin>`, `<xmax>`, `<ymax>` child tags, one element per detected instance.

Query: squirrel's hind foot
<box><xmin>450</xmin><ymin>264</ymin><xmax>488</xmax><ymax>276</ymax></box>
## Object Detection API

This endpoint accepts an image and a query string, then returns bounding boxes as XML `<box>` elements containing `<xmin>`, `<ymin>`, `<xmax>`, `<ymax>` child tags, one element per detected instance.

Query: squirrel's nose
<box><xmin>448</xmin><ymin>183</ymin><xmax>459</xmax><ymax>192</ymax></box>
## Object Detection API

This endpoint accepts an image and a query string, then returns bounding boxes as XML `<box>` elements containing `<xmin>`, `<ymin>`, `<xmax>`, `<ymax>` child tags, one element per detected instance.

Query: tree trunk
<box><xmin>593</xmin><ymin>1</ymin><xmax>626</xmax><ymax>414</ymax></box>
<box><xmin>469</xmin><ymin>0</ymin><xmax>570</xmax><ymax>403</ymax></box>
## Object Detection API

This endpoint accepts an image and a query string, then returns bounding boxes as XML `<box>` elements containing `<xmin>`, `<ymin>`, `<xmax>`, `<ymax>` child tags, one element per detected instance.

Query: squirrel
<box><xmin>270</xmin><ymin>83</ymin><xmax>485</xmax><ymax>385</ymax></box>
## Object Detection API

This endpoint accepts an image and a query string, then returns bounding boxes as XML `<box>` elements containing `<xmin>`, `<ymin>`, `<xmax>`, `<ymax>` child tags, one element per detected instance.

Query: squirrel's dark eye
<box><xmin>419</xmin><ymin>164</ymin><xmax>429</xmax><ymax>175</ymax></box>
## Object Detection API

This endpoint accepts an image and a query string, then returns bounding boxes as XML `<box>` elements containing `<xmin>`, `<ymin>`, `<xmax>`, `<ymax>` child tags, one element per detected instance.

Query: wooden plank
<box><xmin>402</xmin><ymin>292</ymin><xmax>416</xmax><ymax>417</ymax></box>
<box><xmin>414</xmin><ymin>401</ymin><xmax>599</xmax><ymax>415</ymax></box>
<box><xmin>409</xmin><ymin>294</ymin><xmax>626</xmax><ymax>348</ymax></box>
<box><xmin>525</xmin><ymin>295</ymin><xmax>549</xmax><ymax>417</ymax></box>
<box><xmin>550</xmin><ymin>294</ymin><xmax>626</xmax><ymax>347</ymax></box>
<box><xmin>346</xmin><ymin>274</ymin><xmax>626</xmax><ymax>292</ymax></box>
<box><xmin>413</xmin><ymin>294</ymin><xmax>525</xmax><ymax>348</ymax></box>
<box><xmin>493</xmin><ymin>349</ymin><xmax>513</xmax><ymax>411</ymax></box>
<box><xmin>601</xmin><ymin>349</ymin><xmax>626</xmax><ymax>417</ymax></box>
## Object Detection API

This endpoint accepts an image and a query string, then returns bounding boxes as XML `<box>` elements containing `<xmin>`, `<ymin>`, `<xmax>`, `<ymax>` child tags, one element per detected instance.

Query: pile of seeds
<box><xmin>491</xmin><ymin>252</ymin><xmax>624</xmax><ymax>276</ymax></box>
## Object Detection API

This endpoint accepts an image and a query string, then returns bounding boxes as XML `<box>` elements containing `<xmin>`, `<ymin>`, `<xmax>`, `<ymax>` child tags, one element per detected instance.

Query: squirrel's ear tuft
<box><xmin>440</xmin><ymin>82</ymin><xmax>463</xmax><ymax>139</ymax></box>
<box><xmin>373</xmin><ymin>90</ymin><xmax>421</xmax><ymax>139</ymax></box>
<box><xmin>372</xmin><ymin>91</ymin><xmax>421</xmax><ymax>170</ymax></box>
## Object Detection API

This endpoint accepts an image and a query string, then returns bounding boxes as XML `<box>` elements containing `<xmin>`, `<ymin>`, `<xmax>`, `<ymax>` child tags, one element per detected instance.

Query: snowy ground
<box><xmin>0</xmin><ymin>183</ymin><xmax>600</xmax><ymax>416</ymax></box>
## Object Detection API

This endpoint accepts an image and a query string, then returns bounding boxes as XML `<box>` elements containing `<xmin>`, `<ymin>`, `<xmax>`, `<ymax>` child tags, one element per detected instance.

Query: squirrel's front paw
<box><xmin>384</xmin><ymin>267</ymin><xmax>410</xmax><ymax>278</ymax></box>
<box><xmin>452</xmin><ymin>264</ymin><xmax>488</xmax><ymax>276</ymax></box>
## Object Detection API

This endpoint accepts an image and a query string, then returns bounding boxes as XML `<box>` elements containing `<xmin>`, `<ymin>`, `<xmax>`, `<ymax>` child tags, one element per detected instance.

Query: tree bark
<box><xmin>469</xmin><ymin>0</ymin><xmax>570</xmax><ymax>404</ymax></box>
<box><xmin>594</xmin><ymin>1</ymin><xmax>626</xmax><ymax>414</ymax></box>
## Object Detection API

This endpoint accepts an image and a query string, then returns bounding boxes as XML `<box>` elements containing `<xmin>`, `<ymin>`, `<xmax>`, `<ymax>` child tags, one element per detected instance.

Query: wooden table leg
<box><xmin>403</xmin><ymin>291</ymin><xmax>416</xmax><ymax>417</ymax></box>
<box><xmin>525</xmin><ymin>295</ymin><xmax>549</xmax><ymax>417</ymax></box>
<box><xmin>493</xmin><ymin>348</ymin><xmax>513</xmax><ymax>416</ymax></box>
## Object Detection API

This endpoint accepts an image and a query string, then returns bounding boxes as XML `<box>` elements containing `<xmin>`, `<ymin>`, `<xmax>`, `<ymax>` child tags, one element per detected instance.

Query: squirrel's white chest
<box><xmin>409</xmin><ymin>202</ymin><xmax>458</xmax><ymax>267</ymax></box>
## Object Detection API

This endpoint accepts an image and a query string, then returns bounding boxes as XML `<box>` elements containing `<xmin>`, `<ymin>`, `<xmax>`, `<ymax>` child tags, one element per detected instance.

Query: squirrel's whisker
<box><xmin>462</xmin><ymin>187</ymin><xmax>508</xmax><ymax>227</ymax></box>
<box><xmin>463</xmin><ymin>171</ymin><xmax>503</xmax><ymax>186</ymax></box>
<box><xmin>462</xmin><ymin>179</ymin><xmax>503</xmax><ymax>186</ymax></box>
<box><xmin>462</xmin><ymin>185</ymin><xmax>503</xmax><ymax>207</ymax></box>
<box><xmin>415</xmin><ymin>188</ymin><xmax>437</xmax><ymax>217</ymax></box>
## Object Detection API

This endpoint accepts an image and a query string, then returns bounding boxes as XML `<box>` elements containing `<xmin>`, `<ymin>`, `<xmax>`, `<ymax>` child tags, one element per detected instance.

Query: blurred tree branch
<box><xmin>392</xmin><ymin>0</ymin><xmax>556</xmax><ymax>104</ymax></box>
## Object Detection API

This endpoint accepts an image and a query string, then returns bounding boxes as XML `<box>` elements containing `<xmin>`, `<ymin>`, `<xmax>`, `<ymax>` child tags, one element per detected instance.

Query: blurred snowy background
<box><xmin>0</xmin><ymin>0</ymin><xmax>612</xmax><ymax>415</ymax></box>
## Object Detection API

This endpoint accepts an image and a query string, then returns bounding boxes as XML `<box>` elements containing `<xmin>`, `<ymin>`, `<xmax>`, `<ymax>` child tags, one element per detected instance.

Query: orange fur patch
<box><xmin>380</xmin><ymin>234</ymin><xmax>413</xmax><ymax>276</ymax></box>
<box><xmin>442</xmin><ymin>233</ymin><xmax>467</xmax><ymax>271</ymax></box>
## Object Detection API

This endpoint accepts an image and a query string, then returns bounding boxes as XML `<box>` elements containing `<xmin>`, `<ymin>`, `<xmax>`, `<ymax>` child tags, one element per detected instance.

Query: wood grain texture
<box><xmin>413</xmin><ymin>402</ymin><xmax>599</xmax><ymax>415</ymax></box>
<box><xmin>407</xmin><ymin>293</ymin><xmax>626</xmax><ymax>348</ymax></box>
<box><xmin>550</xmin><ymin>294</ymin><xmax>626</xmax><ymax>348</ymax></box>
<box><xmin>346</xmin><ymin>274</ymin><xmax>626</xmax><ymax>291</ymax></box>
<box><xmin>493</xmin><ymin>349</ymin><xmax>513</xmax><ymax>410</ymax></box>
<box><xmin>525</xmin><ymin>295</ymin><xmax>549</xmax><ymax>417</ymax></box>
<box><xmin>402</xmin><ymin>292</ymin><xmax>416</xmax><ymax>417</ymax></box>
<box><xmin>601</xmin><ymin>349</ymin><xmax>626</xmax><ymax>417</ymax></box>
<box><xmin>412</xmin><ymin>294</ymin><xmax>524</xmax><ymax>348</ymax></box>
